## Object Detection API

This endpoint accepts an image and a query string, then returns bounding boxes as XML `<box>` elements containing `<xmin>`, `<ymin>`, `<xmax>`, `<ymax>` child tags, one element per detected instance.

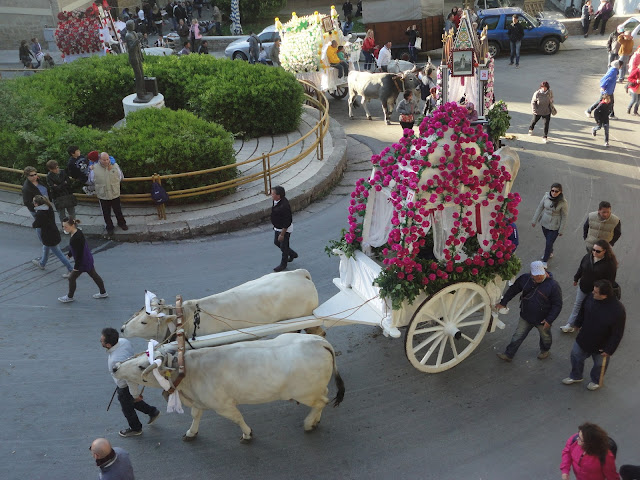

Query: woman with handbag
<box><xmin>396</xmin><ymin>90</ymin><xmax>417</xmax><ymax>135</ymax></box>
<box><xmin>528</xmin><ymin>81</ymin><xmax>554</xmax><ymax>143</ymax></box>
<box><xmin>560</xmin><ymin>423</ymin><xmax>619</xmax><ymax>480</ymax></box>
<box><xmin>31</xmin><ymin>196</ymin><xmax>73</xmax><ymax>277</ymax></box>
<box><xmin>58</xmin><ymin>217</ymin><xmax>108</xmax><ymax>303</ymax></box>
<box><xmin>46</xmin><ymin>159</ymin><xmax>77</xmax><ymax>231</ymax></box>
<box><xmin>531</xmin><ymin>182</ymin><xmax>569</xmax><ymax>266</ymax></box>
<box><xmin>560</xmin><ymin>239</ymin><xmax>618</xmax><ymax>333</ymax></box>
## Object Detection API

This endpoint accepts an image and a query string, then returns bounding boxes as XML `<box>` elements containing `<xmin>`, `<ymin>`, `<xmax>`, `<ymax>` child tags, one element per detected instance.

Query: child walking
<box><xmin>592</xmin><ymin>94</ymin><xmax>612</xmax><ymax>147</ymax></box>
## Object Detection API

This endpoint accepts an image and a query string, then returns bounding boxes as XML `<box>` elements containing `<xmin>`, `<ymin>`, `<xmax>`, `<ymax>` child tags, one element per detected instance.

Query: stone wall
<box><xmin>0</xmin><ymin>0</ymin><xmax>94</xmax><ymax>49</ymax></box>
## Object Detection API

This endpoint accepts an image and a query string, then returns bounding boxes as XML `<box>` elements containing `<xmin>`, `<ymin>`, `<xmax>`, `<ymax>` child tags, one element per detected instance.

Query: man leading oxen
<box><xmin>121</xmin><ymin>269</ymin><xmax>323</xmax><ymax>341</ymax></box>
<box><xmin>112</xmin><ymin>333</ymin><xmax>345</xmax><ymax>443</ymax></box>
<box><xmin>348</xmin><ymin>70</ymin><xmax>421</xmax><ymax>124</ymax></box>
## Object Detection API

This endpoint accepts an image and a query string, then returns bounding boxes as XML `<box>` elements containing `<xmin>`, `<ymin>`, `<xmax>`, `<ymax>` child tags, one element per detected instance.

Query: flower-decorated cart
<box><xmin>325</xmin><ymin>101</ymin><xmax>522</xmax><ymax>372</ymax></box>
<box><xmin>276</xmin><ymin>7</ymin><xmax>359</xmax><ymax>99</ymax></box>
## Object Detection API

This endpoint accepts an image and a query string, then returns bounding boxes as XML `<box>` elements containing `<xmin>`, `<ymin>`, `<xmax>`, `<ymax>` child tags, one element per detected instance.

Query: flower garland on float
<box><xmin>54</xmin><ymin>3</ymin><xmax>105</xmax><ymax>58</ymax></box>
<box><xmin>276</xmin><ymin>7</ymin><xmax>346</xmax><ymax>73</ymax></box>
<box><xmin>330</xmin><ymin>102</ymin><xmax>521</xmax><ymax>308</ymax></box>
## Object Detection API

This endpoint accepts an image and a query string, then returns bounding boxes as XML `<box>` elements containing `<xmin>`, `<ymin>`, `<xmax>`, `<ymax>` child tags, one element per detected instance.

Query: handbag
<box><xmin>399</xmin><ymin>114</ymin><xmax>414</xmax><ymax>123</ymax></box>
<box><xmin>550</xmin><ymin>103</ymin><xmax>557</xmax><ymax>116</ymax></box>
<box><xmin>53</xmin><ymin>193</ymin><xmax>78</xmax><ymax>209</ymax></box>
<box><xmin>414</xmin><ymin>36</ymin><xmax>422</xmax><ymax>50</ymax></box>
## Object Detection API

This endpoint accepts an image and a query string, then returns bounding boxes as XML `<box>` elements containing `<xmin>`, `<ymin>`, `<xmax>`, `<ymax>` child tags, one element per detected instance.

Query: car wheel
<box><xmin>232</xmin><ymin>51</ymin><xmax>248</xmax><ymax>61</ymax></box>
<box><xmin>542</xmin><ymin>38</ymin><xmax>560</xmax><ymax>55</ymax></box>
<box><xmin>488</xmin><ymin>41</ymin><xmax>500</xmax><ymax>58</ymax></box>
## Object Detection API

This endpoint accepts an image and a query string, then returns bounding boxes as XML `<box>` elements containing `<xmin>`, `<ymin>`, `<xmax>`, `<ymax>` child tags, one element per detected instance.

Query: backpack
<box><xmin>151</xmin><ymin>182</ymin><xmax>169</xmax><ymax>205</ymax></box>
<box><xmin>571</xmin><ymin>433</ymin><xmax>618</xmax><ymax>460</ymax></box>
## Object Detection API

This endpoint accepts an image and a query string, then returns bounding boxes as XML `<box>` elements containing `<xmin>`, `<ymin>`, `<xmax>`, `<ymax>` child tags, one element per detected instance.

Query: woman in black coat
<box><xmin>22</xmin><ymin>166</ymin><xmax>50</xmax><ymax>241</ymax></box>
<box><xmin>31</xmin><ymin>196</ymin><xmax>73</xmax><ymax>277</ymax></box>
<box><xmin>561</xmin><ymin>239</ymin><xmax>617</xmax><ymax>333</ymax></box>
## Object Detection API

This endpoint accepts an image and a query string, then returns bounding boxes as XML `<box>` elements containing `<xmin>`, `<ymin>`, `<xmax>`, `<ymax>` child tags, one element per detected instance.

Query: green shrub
<box><xmin>104</xmin><ymin>108</ymin><xmax>236</xmax><ymax>198</ymax></box>
<box><xmin>190</xmin><ymin>62</ymin><xmax>304</xmax><ymax>137</ymax></box>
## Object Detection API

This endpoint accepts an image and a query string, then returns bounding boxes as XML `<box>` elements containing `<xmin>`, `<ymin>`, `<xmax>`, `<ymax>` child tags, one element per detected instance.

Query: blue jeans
<box><xmin>566</xmin><ymin>288</ymin><xmax>588</xmax><ymax>327</ymax></box>
<box><xmin>593</xmin><ymin>122</ymin><xmax>610</xmax><ymax>142</ymax></box>
<box><xmin>628</xmin><ymin>92</ymin><xmax>640</xmax><ymax>114</ymax></box>
<box><xmin>541</xmin><ymin>226</ymin><xmax>559</xmax><ymax>262</ymax></box>
<box><xmin>509</xmin><ymin>40</ymin><xmax>521</xmax><ymax>65</ymax></box>
<box><xmin>408</xmin><ymin>45</ymin><xmax>417</xmax><ymax>63</ymax></box>
<box><xmin>504</xmin><ymin>317</ymin><xmax>552</xmax><ymax>358</ymax></box>
<box><xmin>330</xmin><ymin>61</ymin><xmax>349</xmax><ymax>78</ymax></box>
<box><xmin>363</xmin><ymin>51</ymin><xmax>374</xmax><ymax>70</ymax></box>
<box><xmin>39</xmin><ymin>244</ymin><xmax>73</xmax><ymax>271</ymax></box>
<box><xmin>569</xmin><ymin>342</ymin><xmax>608</xmax><ymax>383</ymax></box>
<box><xmin>618</xmin><ymin>54</ymin><xmax>629</xmax><ymax>81</ymax></box>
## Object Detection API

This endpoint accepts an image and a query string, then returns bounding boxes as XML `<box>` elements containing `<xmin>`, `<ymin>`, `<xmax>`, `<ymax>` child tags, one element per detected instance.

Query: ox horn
<box><xmin>141</xmin><ymin>362</ymin><xmax>159</xmax><ymax>380</ymax></box>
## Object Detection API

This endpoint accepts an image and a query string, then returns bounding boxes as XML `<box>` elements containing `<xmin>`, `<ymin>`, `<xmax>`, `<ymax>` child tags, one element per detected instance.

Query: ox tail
<box><xmin>323</xmin><ymin>345</ymin><xmax>345</xmax><ymax>407</ymax></box>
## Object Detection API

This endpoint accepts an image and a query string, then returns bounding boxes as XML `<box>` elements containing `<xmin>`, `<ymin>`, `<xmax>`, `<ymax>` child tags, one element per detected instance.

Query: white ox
<box><xmin>121</xmin><ymin>269</ymin><xmax>320</xmax><ymax>341</ymax></box>
<box><xmin>348</xmin><ymin>71</ymin><xmax>421</xmax><ymax>124</ymax></box>
<box><xmin>113</xmin><ymin>333</ymin><xmax>345</xmax><ymax>442</ymax></box>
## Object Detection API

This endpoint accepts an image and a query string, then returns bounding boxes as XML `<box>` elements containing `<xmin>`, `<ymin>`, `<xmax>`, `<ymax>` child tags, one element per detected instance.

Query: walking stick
<box><xmin>106</xmin><ymin>387</ymin><xmax>117</xmax><ymax>411</ymax></box>
<box><xmin>598</xmin><ymin>355</ymin><xmax>608</xmax><ymax>386</ymax></box>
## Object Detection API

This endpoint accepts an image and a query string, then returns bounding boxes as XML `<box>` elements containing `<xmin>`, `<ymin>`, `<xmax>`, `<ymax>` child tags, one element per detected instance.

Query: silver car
<box><xmin>224</xmin><ymin>25</ymin><xmax>279</xmax><ymax>61</ymax></box>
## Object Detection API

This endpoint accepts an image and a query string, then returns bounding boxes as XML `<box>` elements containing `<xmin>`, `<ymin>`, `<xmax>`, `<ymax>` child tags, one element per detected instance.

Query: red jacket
<box><xmin>628</xmin><ymin>67</ymin><xmax>640</xmax><ymax>94</ymax></box>
<box><xmin>560</xmin><ymin>434</ymin><xmax>619</xmax><ymax>480</ymax></box>
<box><xmin>363</xmin><ymin>37</ymin><xmax>375</xmax><ymax>52</ymax></box>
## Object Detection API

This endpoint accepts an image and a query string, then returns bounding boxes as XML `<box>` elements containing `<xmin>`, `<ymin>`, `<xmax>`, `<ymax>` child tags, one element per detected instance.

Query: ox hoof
<box><xmin>182</xmin><ymin>433</ymin><xmax>198</xmax><ymax>442</ymax></box>
<box><xmin>304</xmin><ymin>422</ymin><xmax>320</xmax><ymax>433</ymax></box>
<box><xmin>349</xmin><ymin>116</ymin><xmax>354</xmax><ymax>120</ymax></box>
<box><xmin>240</xmin><ymin>430</ymin><xmax>253</xmax><ymax>444</ymax></box>
<box><xmin>367</xmin><ymin>116</ymin><xmax>372</xmax><ymax>121</ymax></box>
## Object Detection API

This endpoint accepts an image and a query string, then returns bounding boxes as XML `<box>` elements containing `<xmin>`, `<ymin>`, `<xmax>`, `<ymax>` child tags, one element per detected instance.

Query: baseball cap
<box><xmin>530</xmin><ymin>261</ymin><xmax>546</xmax><ymax>276</ymax></box>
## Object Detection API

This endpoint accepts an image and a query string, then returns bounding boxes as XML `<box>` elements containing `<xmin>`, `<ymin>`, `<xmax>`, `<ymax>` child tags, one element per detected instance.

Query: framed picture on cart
<box><xmin>321</xmin><ymin>16</ymin><xmax>334</xmax><ymax>33</ymax></box>
<box><xmin>451</xmin><ymin>49</ymin><xmax>474</xmax><ymax>77</ymax></box>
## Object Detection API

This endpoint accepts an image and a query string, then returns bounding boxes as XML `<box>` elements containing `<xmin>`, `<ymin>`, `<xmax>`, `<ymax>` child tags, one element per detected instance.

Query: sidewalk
<box><xmin>0</xmin><ymin>108</ymin><xmax>348</xmax><ymax>241</ymax></box>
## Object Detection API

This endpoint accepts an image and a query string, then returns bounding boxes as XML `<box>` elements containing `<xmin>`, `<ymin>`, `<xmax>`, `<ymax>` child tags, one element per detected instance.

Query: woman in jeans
<box><xmin>627</xmin><ymin>65</ymin><xmax>640</xmax><ymax>115</ymax></box>
<box><xmin>362</xmin><ymin>29</ymin><xmax>376</xmax><ymax>71</ymax></box>
<box><xmin>529</xmin><ymin>81</ymin><xmax>554</xmax><ymax>143</ymax></box>
<box><xmin>31</xmin><ymin>196</ymin><xmax>73</xmax><ymax>277</ymax></box>
<box><xmin>531</xmin><ymin>182</ymin><xmax>569</xmax><ymax>266</ymax></box>
<box><xmin>58</xmin><ymin>218</ymin><xmax>108</xmax><ymax>303</ymax></box>
<box><xmin>560</xmin><ymin>239</ymin><xmax>617</xmax><ymax>333</ymax></box>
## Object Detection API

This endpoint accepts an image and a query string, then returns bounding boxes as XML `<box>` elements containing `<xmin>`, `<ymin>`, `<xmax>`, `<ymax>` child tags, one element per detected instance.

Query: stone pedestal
<box><xmin>122</xmin><ymin>93</ymin><xmax>165</xmax><ymax>117</ymax></box>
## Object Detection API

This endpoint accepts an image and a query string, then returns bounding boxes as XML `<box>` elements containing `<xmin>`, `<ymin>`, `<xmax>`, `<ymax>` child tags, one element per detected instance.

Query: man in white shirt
<box><xmin>378</xmin><ymin>41</ymin><xmax>392</xmax><ymax>72</ymax></box>
<box><xmin>101</xmin><ymin>327</ymin><xmax>160</xmax><ymax>437</ymax></box>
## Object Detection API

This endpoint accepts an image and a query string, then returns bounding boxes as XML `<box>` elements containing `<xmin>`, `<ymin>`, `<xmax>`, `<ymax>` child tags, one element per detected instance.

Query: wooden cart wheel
<box><xmin>303</xmin><ymin>81</ymin><xmax>319</xmax><ymax>107</ymax></box>
<box><xmin>329</xmin><ymin>85</ymin><xmax>349</xmax><ymax>99</ymax></box>
<box><xmin>404</xmin><ymin>282</ymin><xmax>492</xmax><ymax>373</ymax></box>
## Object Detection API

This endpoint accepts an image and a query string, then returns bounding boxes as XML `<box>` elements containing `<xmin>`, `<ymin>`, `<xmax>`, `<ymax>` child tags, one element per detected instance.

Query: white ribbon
<box><xmin>146</xmin><ymin>340</ymin><xmax>184</xmax><ymax>414</ymax></box>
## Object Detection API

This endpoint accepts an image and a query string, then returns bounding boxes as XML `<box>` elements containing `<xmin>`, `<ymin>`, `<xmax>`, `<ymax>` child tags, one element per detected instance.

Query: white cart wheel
<box><xmin>404</xmin><ymin>282</ymin><xmax>492</xmax><ymax>373</ymax></box>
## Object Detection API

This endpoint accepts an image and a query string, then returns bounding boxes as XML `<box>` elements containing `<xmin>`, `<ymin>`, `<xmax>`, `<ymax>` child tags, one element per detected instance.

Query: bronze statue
<box><xmin>124</xmin><ymin>20</ymin><xmax>153</xmax><ymax>103</ymax></box>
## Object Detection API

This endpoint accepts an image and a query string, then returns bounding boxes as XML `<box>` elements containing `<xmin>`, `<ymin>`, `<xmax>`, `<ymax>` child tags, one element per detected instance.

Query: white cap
<box><xmin>530</xmin><ymin>261</ymin><xmax>546</xmax><ymax>276</ymax></box>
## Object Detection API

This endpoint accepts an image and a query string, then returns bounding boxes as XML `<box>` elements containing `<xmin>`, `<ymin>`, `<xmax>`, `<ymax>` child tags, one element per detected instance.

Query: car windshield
<box><xmin>623</xmin><ymin>19</ymin><xmax>639</xmax><ymax>32</ymax></box>
<box><xmin>522</xmin><ymin>12</ymin><xmax>540</xmax><ymax>28</ymax></box>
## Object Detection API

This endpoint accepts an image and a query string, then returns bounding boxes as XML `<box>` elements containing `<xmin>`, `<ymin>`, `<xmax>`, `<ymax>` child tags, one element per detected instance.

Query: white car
<box><xmin>224</xmin><ymin>25</ymin><xmax>279</xmax><ymax>61</ymax></box>
<box><xmin>620</xmin><ymin>17</ymin><xmax>640</xmax><ymax>43</ymax></box>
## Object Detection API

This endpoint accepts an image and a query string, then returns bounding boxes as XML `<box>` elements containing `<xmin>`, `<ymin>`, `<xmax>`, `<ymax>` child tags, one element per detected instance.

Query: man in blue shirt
<box><xmin>585</xmin><ymin>60</ymin><xmax>622</xmax><ymax>119</ymax></box>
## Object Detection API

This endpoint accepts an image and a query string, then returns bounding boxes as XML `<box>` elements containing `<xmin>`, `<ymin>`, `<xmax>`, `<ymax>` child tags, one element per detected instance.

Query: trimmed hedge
<box><xmin>0</xmin><ymin>53</ymin><xmax>304</xmax><ymax>201</ymax></box>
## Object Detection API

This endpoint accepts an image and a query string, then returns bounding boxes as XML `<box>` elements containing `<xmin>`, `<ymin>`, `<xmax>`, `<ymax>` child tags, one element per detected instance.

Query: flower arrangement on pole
<box><xmin>327</xmin><ymin>102</ymin><xmax>521</xmax><ymax>308</ymax></box>
<box><xmin>485</xmin><ymin>100</ymin><xmax>511</xmax><ymax>145</ymax></box>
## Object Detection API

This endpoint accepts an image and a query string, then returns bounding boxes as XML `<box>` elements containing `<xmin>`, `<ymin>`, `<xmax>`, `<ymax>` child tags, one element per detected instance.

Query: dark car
<box><xmin>477</xmin><ymin>7</ymin><xmax>569</xmax><ymax>57</ymax></box>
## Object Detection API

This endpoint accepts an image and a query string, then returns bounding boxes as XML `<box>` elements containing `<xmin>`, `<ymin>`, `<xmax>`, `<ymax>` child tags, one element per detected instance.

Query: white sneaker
<box><xmin>587</xmin><ymin>382</ymin><xmax>600</xmax><ymax>391</ymax></box>
<box><xmin>604</xmin><ymin>141</ymin><xmax>609</xmax><ymax>147</ymax></box>
<box><xmin>32</xmin><ymin>259</ymin><xmax>45</xmax><ymax>270</ymax></box>
<box><xmin>584</xmin><ymin>110</ymin><xmax>592</xmax><ymax>118</ymax></box>
<box><xmin>562</xmin><ymin>377</ymin><xmax>583</xmax><ymax>385</ymax></box>
<box><xmin>543</xmin><ymin>137</ymin><xmax>549</xmax><ymax>143</ymax></box>
<box><xmin>58</xmin><ymin>295</ymin><xmax>74</xmax><ymax>303</ymax></box>
<box><xmin>62</xmin><ymin>272</ymin><xmax>71</xmax><ymax>279</ymax></box>
<box><xmin>93</xmin><ymin>292</ymin><xmax>109</xmax><ymax>299</ymax></box>
<box><xmin>560</xmin><ymin>324</ymin><xmax>575</xmax><ymax>333</ymax></box>
<box><xmin>528</xmin><ymin>129</ymin><xmax>533</xmax><ymax>135</ymax></box>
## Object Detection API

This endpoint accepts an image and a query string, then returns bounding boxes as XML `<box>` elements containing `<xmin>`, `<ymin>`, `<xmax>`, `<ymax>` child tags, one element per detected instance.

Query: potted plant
<box><xmin>485</xmin><ymin>100</ymin><xmax>511</xmax><ymax>148</ymax></box>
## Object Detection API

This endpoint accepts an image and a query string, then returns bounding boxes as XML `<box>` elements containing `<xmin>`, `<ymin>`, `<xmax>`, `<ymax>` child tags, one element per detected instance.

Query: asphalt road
<box><xmin>1</xmin><ymin>48</ymin><xmax>639</xmax><ymax>479</ymax></box>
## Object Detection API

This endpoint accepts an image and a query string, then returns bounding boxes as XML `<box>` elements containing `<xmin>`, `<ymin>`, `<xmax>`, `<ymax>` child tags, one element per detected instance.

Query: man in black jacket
<box><xmin>270</xmin><ymin>185</ymin><xmax>298</xmax><ymax>272</ymax></box>
<box><xmin>495</xmin><ymin>261</ymin><xmax>563</xmax><ymax>362</ymax></box>
<box><xmin>507</xmin><ymin>15</ymin><xmax>525</xmax><ymax>68</ymax></box>
<box><xmin>562</xmin><ymin>279</ymin><xmax>625</xmax><ymax>391</ymax></box>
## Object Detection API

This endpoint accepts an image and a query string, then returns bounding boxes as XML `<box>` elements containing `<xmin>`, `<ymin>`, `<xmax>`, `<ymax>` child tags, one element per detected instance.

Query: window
<box><xmin>481</xmin><ymin>16</ymin><xmax>500</xmax><ymax>30</ymax></box>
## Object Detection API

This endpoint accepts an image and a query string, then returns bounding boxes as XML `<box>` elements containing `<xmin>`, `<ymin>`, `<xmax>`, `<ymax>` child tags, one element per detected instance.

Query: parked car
<box><xmin>224</xmin><ymin>25</ymin><xmax>279</xmax><ymax>61</ymax></box>
<box><xmin>477</xmin><ymin>7</ymin><xmax>568</xmax><ymax>57</ymax></box>
<box><xmin>619</xmin><ymin>17</ymin><xmax>640</xmax><ymax>43</ymax></box>
<box><xmin>475</xmin><ymin>0</ymin><xmax>512</xmax><ymax>11</ymax></box>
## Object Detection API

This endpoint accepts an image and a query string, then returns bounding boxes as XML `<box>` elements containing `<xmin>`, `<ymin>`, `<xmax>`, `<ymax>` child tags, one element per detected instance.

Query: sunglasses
<box><xmin>550</xmin><ymin>189</ymin><xmax>560</xmax><ymax>193</ymax></box>
<box><xmin>28</xmin><ymin>173</ymin><xmax>38</xmax><ymax>177</ymax></box>
<box><xmin>592</xmin><ymin>248</ymin><xmax>604</xmax><ymax>253</ymax></box>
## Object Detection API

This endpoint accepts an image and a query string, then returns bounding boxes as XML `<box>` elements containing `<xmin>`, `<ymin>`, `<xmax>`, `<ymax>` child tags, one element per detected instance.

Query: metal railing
<box><xmin>0</xmin><ymin>79</ymin><xmax>330</xmax><ymax>203</ymax></box>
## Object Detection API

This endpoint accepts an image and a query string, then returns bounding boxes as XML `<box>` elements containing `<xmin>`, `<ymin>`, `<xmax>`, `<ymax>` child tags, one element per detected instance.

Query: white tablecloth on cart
<box><xmin>296</xmin><ymin>69</ymin><xmax>344</xmax><ymax>94</ymax></box>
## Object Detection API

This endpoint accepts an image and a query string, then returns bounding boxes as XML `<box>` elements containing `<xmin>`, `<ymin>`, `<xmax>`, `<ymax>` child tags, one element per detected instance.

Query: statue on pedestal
<box><xmin>125</xmin><ymin>20</ymin><xmax>153</xmax><ymax>103</ymax></box>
